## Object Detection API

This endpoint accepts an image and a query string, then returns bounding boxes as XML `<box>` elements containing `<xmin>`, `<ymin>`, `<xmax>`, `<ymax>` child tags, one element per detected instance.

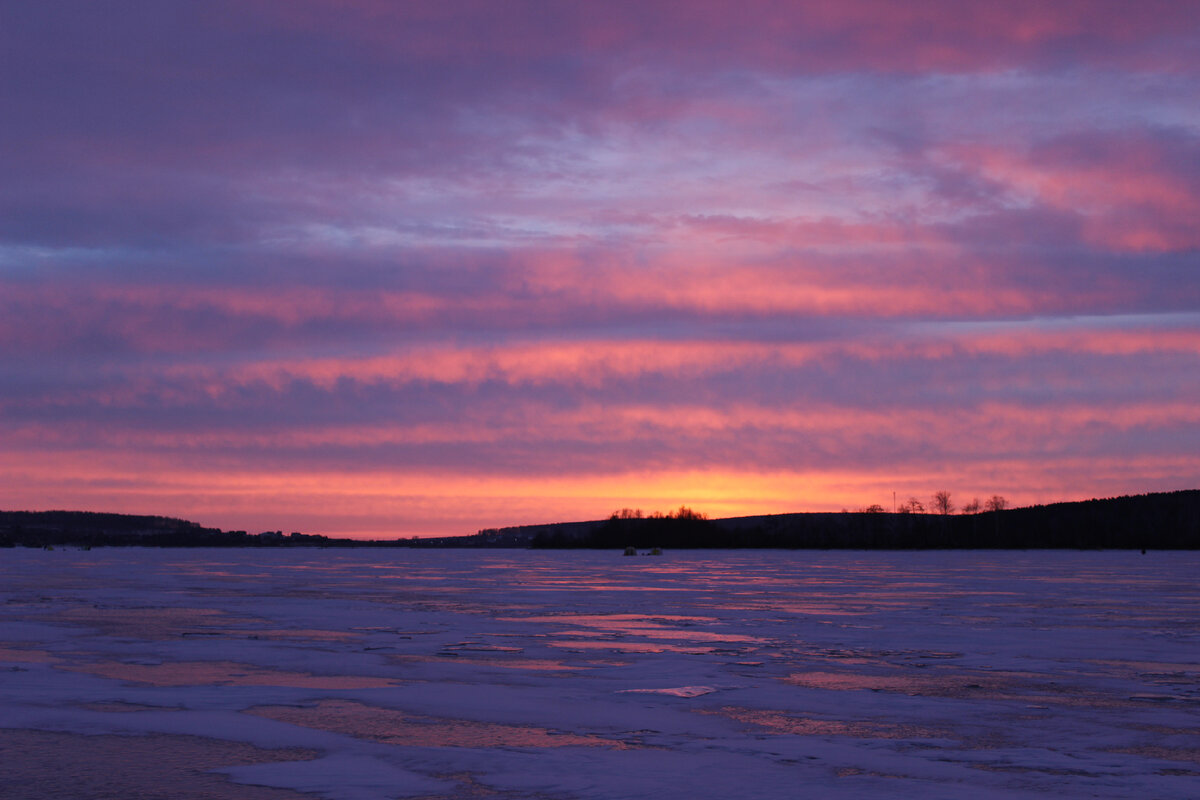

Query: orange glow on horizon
<box><xmin>2</xmin><ymin>446</ymin><xmax>1196</xmax><ymax>539</ymax></box>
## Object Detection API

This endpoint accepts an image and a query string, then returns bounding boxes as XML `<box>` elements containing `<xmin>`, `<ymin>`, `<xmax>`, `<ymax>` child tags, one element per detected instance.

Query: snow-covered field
<box><xmin>1</xmin><ymin>548</ymin><xmax>1197</xmax><ymax>799</ymax></box>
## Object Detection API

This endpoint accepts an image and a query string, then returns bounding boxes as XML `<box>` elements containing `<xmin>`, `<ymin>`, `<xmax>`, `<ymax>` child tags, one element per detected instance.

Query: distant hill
<box><xmin>0</xmin><ymin>511</ymin><xmax>344</xmax><ymax>548</ymax></box>
<box><xmin>3</xmin><ymin>490</ymin><xmax>1198</xmax><ymax>549</ymax></box>
<box><xmin>516</xmin><ymin>490</ymin><xmax>1200</xmax><ymax>550</ymax></box>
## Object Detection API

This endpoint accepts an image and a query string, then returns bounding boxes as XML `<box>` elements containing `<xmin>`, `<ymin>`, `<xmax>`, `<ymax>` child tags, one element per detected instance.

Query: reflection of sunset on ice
<box><xmin>3</xmin><ymin>548</ymin><xmax>1199</xmax><ymax>799</ymax></box>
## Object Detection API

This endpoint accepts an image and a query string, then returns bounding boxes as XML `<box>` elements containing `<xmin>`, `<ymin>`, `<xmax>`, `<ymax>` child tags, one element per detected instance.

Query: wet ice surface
<box><xmin>1</xmin><ymin>549</ymin><xmax>1198</xmax><ymax>799</ymax></box>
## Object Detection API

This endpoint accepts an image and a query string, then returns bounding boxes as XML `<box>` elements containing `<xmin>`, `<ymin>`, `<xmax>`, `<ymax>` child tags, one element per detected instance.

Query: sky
<box><xmin>2</xmin><ymin>1</ymin><xmax>1199</xmax><ymax>538</ymax></box>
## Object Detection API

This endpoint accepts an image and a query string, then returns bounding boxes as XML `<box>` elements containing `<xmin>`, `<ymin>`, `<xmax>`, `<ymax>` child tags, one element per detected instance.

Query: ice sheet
<box><xmin>2</xmin><ymin>548</ymin><xmax>1198</xmax><ymax>798</ymax></box>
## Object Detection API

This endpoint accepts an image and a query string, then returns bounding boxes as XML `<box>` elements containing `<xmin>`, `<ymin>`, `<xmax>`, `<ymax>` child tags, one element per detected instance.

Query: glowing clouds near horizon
<box><xmin>1</xmin><ymin>2</ymin><xmax>1198</xmax><ymax>536</ymax></box>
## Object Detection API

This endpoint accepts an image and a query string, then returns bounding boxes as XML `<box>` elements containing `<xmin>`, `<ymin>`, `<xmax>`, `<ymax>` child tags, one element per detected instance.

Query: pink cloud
<box><xmin>941</xmin><ymin>130</ymin><xmax>1200</xmax><ymax>253</ymax></box>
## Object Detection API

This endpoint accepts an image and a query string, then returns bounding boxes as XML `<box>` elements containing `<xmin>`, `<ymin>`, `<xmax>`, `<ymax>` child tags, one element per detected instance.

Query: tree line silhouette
<box><xmin>858</xmin><ymin>491</ymin><xmax>1007</xmax><ymax>515</ymax></box>
<box><xmin>530</xmin><ymin>491</ymin><xmax>1200</xmax><ymax>550</ymax></box>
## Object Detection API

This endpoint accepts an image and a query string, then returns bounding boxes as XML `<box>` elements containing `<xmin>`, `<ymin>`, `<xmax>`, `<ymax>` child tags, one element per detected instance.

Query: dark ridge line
<box><xmin>2</xmin><ymin>490</ymin><xmax>1197</xmax><ymax>549</ymax></box>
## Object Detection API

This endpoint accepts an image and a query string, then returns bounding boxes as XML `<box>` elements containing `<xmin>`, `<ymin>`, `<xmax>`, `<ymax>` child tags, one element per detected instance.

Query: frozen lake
<box><xmin>1</xmin><ymin>548</ymin><xmax>1197</xmax><ymax>799</ymax></box>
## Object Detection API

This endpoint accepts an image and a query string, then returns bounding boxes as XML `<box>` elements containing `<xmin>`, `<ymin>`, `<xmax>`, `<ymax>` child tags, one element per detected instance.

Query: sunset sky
<box><xmin>2</xmin><ymin>1</ymin><xmax>1198</xmax><ymax>537</ymax></box>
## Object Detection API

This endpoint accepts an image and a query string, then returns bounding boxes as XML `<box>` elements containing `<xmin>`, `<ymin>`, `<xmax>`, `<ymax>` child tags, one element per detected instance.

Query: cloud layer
<box><xmin>2</xmin><ymin>2</ymin><xmax>1198</xmax><ymax>535</ymax></box>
